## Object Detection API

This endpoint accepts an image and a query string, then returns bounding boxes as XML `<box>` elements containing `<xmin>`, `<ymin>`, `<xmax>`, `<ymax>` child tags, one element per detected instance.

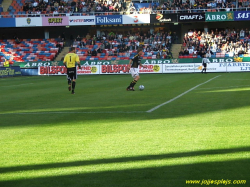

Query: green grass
<box><xmin>0</xmin><ymin>73</ymin><xmax>249</xmax><ymax>187</ymax></box>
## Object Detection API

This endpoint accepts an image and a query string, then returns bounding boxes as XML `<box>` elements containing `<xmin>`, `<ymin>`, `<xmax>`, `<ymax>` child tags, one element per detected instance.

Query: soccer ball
<box><xmin>139</xmin><ymin>85</ymin><xmax>144</xmax><ymax>91</ymax></box>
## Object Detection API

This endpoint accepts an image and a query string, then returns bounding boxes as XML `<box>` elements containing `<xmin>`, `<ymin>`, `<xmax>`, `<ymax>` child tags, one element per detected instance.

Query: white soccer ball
<box><xmin>139</xmin><ymin>85</ymin><xmax>144</xmax><ymax>91</ymax></box>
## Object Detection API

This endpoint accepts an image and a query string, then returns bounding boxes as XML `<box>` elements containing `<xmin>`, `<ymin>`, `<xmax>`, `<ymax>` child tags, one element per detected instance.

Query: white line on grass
<box><xmin>196</xmin><ymin>85</ymin><xmax>250</xmax><ymax>90</ymax></box>
<box><xmin>1</xmin><ymin>83</ymin><xmax>34</xmax><ymax>87</ymax></box>
<box><xmin>146</xmin><ymin>75</ymin><xmax>221</xmax><ymax>113</ymax></box>
<box><xmin>0</xmin><ymin>111</ymin><xmax>145</xmax><ymax>115</ymax></box>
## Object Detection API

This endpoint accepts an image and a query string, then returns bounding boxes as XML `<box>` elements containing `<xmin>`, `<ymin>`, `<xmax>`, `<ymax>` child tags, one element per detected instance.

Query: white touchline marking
<box><xmin>0</xmin><ymin>111</ymin><xmax>145</xmax><ymax>115</ymax></box>
<box><xmin>146</xmin><ymin>75</ymin><xmax>221</xmax><ymax>113</ymax></box>
<box><xmin>196</xmin><ymin>85</ymin><xmax>250</xmax><ymax>90</ymax></box>
<box><xmin>1</xmin><ymin>83</ymin><xmax>34</xmax><ymax>87</ymax></box>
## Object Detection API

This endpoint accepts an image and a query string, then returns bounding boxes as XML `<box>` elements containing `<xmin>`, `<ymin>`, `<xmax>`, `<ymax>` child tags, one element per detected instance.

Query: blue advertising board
<box><xmin>95</xmin><ymin>15</ymin><xmax>122</xmax><ymax>25</ymax></box>
<box><xmin>234</xmin><ymin>11</ymin><xmax>250</xmax><ymax>21</ymax></box>
<box><xmin>0</xmin><ymin>66</ymin><xmax>22</xmax><ymax>77</ymax></box>
<box><xmin>0</xmin><ymin>18</ymin><xmax>16</xmax><ymax>27</ymax></box>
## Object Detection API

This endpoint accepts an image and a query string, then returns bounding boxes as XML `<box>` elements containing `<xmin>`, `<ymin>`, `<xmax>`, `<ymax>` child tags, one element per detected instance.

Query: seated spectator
<box><xmin>179</xmin><ymin>49</ymin><xmax>184</xmax><ymax>56</ymax></box>
<box><xmin>56</xmin><ymin>43</ymin><xmax>62</xmax><ymax>52</ymax></box>
<box><xmin>183</xmin><ymin>48</ymin><xmax>189</xmax><ymax>55</ymax></box>
<box><xmin>156</xmin><ymin>52</ymin><xmax>161</xmax><ymax>59</ymax></box>
<box><xmin>86</xmin><ymin>33</ymin><xmax>91</xmax><ymax>40</ymax></box>
<box><xmin>92</xmin><ymin>49</ymin><xmax>97</xmax><ymax>56</ymax></box>
<box><xmin>80</xmin><ymin>41</ymin><xmax>85</xmax><ymax>48</ymax></box>
<box><xmin>114</xmin><ymin>49</ymin><xmax>118</xmax><ymax>56</ymax></box>
<box><xmin>87</xmin><ymin>50</ymin><xmax>92</xmax><ymax>56</ymax></box>
<box><xmin>15</xmin><ymin>37</ymin><xmax>21</xmax><ymax>44</ymax></box>
<box><xmin>108</xmin><ymin>50</ymin><xmax>113</xmax><ymax>56</ymax></box>
<box><xmin>97</xmin><ymin>48</ymin><xmax>102</xmax><ymax>53</ymax></box>
<box><xmin>53</xmin><ymin>9</ymin><xmax>59</xmax><ymax>16</ymax></box>
<box><xmin>76</xmin><ymin>35</ymin><xmax>81</xmax><ymax>41</ymax></box>
<box><xmin>33</xmin><ymin>1</ymin><xmax>38</xmax><ymax>8</ymax></box>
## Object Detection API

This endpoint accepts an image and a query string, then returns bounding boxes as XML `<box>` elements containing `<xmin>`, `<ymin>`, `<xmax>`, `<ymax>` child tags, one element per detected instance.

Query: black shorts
<box><xmin>203</xmin><ymin>63</ymin><xmax>207</xmax><ymax>67</ymax></box>
<box><xmin>67</xmin><ymin>67</ymin><xmax>77</xmax><ymax>80</ymax></box>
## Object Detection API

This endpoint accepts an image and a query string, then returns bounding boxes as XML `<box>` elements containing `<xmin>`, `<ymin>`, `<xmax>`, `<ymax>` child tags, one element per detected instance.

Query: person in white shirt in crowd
<box><xmin>240</xmin><ymin>29</ymin><xmax>245</xmax><ymax>38</ymax></box>
<box><xmin>225</xmin><ymin>5</ymin><xmax>230</xmax><ymax>11</ymax></box>
<box><xmin>33</xmin><ymin>1</ymin><xmax>38</xmax><ymax>7</ymax></box>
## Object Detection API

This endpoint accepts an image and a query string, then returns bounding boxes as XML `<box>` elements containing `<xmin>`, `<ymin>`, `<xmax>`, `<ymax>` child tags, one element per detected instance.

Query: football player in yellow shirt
<box><xmin>63</xmin><ymin>47</ymin><xmax>81</xmax><ymax>94</ymax></box>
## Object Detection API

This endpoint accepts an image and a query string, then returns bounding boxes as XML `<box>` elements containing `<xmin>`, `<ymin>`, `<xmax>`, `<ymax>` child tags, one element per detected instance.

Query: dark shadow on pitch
<box><xmin>0</xmin><ymin>158</ymin><xmax>249</xmax><ymax>187</ymax></box>
<box><xmin>0</xmin><ymin>146</ymin><xmax>249</xmax><ymax>174</ymax></box>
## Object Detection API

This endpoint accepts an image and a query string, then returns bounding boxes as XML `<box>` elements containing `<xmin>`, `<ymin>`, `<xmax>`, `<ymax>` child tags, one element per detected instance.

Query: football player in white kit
<box><xmin>126</xmin><ymin>48</ymin><xmax>146</xmax><ymax>91</ymax></box>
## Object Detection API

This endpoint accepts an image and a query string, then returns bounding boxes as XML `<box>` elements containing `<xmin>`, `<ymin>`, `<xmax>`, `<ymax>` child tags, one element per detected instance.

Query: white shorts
<box><xmin>130</xmin><ymin>67</ymin><xmax>139</xmax><ymax>79</ymax></box>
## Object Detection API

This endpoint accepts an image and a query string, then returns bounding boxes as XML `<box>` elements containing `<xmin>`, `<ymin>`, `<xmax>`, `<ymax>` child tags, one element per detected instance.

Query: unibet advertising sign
<box><xmin>205</xmin><ymin>12</ymin><xmax>234</xmax><ymax>22</ymax></box>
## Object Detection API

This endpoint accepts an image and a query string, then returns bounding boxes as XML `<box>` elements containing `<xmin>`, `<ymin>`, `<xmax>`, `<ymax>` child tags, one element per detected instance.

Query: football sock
<box><xmin>129</xmin><ymin>80</ymin><xmax>137</xmax><ymax>88</ymax></box>
<box><xmin>68</xmin><ymin>79</ymin><xmax>71</xmax><ymax>85</ymax></box>
<box><xmin>72</xmin><ymin>81</ymin><xmax>76</xmax><ymax>90</ymax></box>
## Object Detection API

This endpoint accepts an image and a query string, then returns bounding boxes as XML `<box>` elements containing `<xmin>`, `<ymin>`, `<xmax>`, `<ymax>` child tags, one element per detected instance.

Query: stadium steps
<box><xmin>2</xmin><ymin>0</ymin><xmax>12</xmax><ymax>12</ymax></box>
<box><xmin>55</xmin><ymin>47</ymin><xmax>70</xmax><ymax>61</ymax></box>
<box><xmin>171</xmin><ymin>44</ymin><xmax>182</xmax><ymax>59</ymax></box>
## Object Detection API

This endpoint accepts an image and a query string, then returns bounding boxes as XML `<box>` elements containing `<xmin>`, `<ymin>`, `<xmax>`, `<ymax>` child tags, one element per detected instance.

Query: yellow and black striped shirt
<box><xmin>131</xmin><ymin>54</ymin><xmax>142</xmax><ymax>68</ymax></box>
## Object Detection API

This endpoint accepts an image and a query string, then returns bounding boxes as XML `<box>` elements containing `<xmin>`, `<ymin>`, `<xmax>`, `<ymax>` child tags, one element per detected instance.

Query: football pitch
<box><xmin>0</xmin><ymin>73</ymin><xmax>249</xmax><ymax>187</ymax></box>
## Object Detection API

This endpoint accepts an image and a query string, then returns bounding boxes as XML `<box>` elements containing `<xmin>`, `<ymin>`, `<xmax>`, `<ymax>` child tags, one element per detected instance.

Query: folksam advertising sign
<box><xmin>42</xmin><ymin>17</ymin><xmax>69</xmax><ymax>26</ymax></box>
<box><xmin>95</xmin><ymin>15</ymin><xmax>122</xmax><ymax>25</ymax></box>
<box><xmin>69</xmin><ymin>16</ymin><xmax>95</xmax><ymax>25</ymax></box>
<box><xmin>234</xmin><ymin>11</ymin><xmax>250</xmax><ymax>21</ymax></box>
<box><xmin>205</xmin><ymin>12</ymin><xmax>234</xmax><ymax>22</ymax></box>
<box><xmin>16</xmin><ymin>17</ymin><xmax>42</xmax><ymax>27</ymax></box>
<box><xmin>0</xmin><ymin>18</ymin><xmax>16</xmax><ymax>27</ymax></box>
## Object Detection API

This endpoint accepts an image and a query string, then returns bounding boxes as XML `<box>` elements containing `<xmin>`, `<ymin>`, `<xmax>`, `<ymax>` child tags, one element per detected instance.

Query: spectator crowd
<box><xmin>20</xmin><ymin>0</ymin><xmax>250</xmax><ymax>17</ymax></box>
<box><xmin>22</xmin><ymin>0</ymin><xmax>129</xmax><ymax>16</ymax></box>
<box><xmin>179</xmin><ymin>28</ymin><xmax>250</xmax><ymax>58</ymax></box>
<box><xmin>58</xmin><ymin>29</ymin><xmax>176</xmax><ymax>59</ymax></box>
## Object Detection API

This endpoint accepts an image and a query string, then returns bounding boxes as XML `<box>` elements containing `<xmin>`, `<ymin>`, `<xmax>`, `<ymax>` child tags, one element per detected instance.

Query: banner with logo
<box><xmin>96</xmin><ymin>15</ymin><xmax>122</xmax><ymax>25</ymax></box>
<box><xmin>13</xmin><ymin>57</ymin><xmax>238</xmax><ymax>68</ymax></box>
<box><xmin>38</xmin><ymin>65</ymin><xmax>99</xmax><ymax>75</ymax></box>
<box><xmin>13</xmin><ymin>60</ymin><xmax>129</xmax><ymax>68</ymax></box>
<box><xmin>205</xmin><ymin>11</ymin><xmax>234</xmax><ymax>22</ymax></box>
<box><xmin>123</xmin><ymin>14</ymin><xmax>150</xmax><ymax>24</ymax></box>
<box><xmin>150</xmin><ymin>14</ymin><xmax>177</xmax><ymax>23</ymax></box>
<box><xmin>24</xmin><ymin>62</ymin><xmax>250</xmax><ymax>76</ymax></box>
<box><xmin>0</xmin><ymin>66</ymin><xmax>22</xmax><ymax>77</ymax></box>
<box><xmin>178</xmin><ymin>13</ymin><xmax>205</xmax><ymax>22</ymax></box>
<box><xmin>162</xmin><ymin>63</ymin><xmax>228</xmax><ymax>73</ymax></box>
<box><xmin>42</xmin><ymin>17</ymin><xmax>69</xmax><ymax>26</ymax></box>
<box><xmin>100</xmin><ymin>64</ymin><xmax>162</xmax><ymax>74</ymax></box>
<box><xmin>0</xmin><ymin>18</ymin><xmax>16</xmax><ymax>27</ymax></box>
<box><xmin>234</xmin><ymin>11</ymin><xmax>250</xmax><ymax>21</ymax></box>
<box><xmin>69</xmin><ymin>16</ymin><xmax>95</xmax><ymax>25</ymax></box>
<box><xmin>16</xmin><ymin>17</ymin><xmax>42</xmax><ymax>27</ymax></box>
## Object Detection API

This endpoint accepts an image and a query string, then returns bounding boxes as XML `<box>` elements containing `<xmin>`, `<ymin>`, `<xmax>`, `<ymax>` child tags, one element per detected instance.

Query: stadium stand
<box><xmin>0</xmin><ymin>0</ymin><xmax>246</xmax><ymax>17</ymax></box>
<box><xmin>0</xmin><ymin>38</ymin><xmax>63</xmax><ymax>62</ymax></box>
<box><xmin>71</xmin><ymin>31</ymin><xmax>173</xmax><ymax>61</ymax></box>
<box><xmin>0</xmin><ymin>0</ymin><xmax>159</xmax><ymax>17</ymax></box>
<box><xmin>179</xmin><ymin>28</ymin><xmax>250</xmax><ymax>58</ymax></box>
